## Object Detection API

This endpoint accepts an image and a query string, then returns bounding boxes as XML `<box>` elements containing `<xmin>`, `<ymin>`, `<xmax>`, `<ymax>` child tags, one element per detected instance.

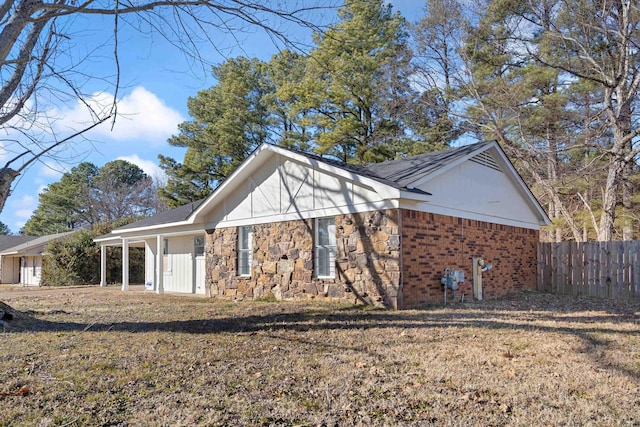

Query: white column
<box><xmin>122</xmin><ymin>238</ymin><xmax>129</xmax><ymax>291</ymax></box>
<box><xmin>156</xmin><ymin>235</ymin><xmax>164</xmax><ymax>294</ymax></box>
<box><xmin>100</xmin><ymin>245</ymin><xmax>107</xmax><ymax>287</ymax></box>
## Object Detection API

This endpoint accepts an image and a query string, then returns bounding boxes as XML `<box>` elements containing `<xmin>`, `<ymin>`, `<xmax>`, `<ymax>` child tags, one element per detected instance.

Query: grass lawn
<box><xmin>0</xmin><ymin>285</ymin><xmax>639</xmax><ymax>426</ymax></box>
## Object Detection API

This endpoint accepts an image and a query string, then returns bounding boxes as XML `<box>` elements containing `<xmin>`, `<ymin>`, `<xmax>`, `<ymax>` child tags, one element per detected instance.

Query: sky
<box><xmin>0</xmin><ymin>1</ymin><xmax>425</xmax><ymax>233</ymax></box>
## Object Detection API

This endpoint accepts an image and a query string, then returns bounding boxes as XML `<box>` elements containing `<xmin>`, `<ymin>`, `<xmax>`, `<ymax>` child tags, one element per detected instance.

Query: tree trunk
<box><xmin>599</xmin><ymin>95</ymin><xmax>633</xmax><ymax>241</ymax></box>
<box><xmin>597</xmin><ymin>161</ymin><xmax>622</xmax><ymax>241</ymax></box>
<box><xmin>622</xmin><ymin>138</ymin><xmax>634</xmax><ymax>240</ymax></box>
<box><xmin>0</xmin><ymin>168</ymin><xmax>19</xmax><ymax>214</ymax></box>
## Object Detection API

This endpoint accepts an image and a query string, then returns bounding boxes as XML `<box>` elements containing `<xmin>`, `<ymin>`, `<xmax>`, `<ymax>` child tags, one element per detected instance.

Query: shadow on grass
<box><xmin>3</xmin><ymin>292</ymin><xmax>639</xmax><ymax>381</ymax></box>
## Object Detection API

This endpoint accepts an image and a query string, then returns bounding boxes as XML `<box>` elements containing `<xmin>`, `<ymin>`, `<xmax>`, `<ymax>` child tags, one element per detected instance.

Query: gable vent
<box><xmin>470</xmin><ymin>151</ymin><xmax>502</xmax><ymax>172</ymax></box>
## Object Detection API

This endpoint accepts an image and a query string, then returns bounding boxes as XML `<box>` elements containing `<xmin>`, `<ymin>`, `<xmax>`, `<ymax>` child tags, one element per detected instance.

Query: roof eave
<box><xmin>399</xmin><ymin>190</ymin><xmax>432</xmax><ymax>203</ymax></box>
<box><xmin>104</xmin><ymin>220</ymin><xmax>193</xmax><ymax>237</ymax></box>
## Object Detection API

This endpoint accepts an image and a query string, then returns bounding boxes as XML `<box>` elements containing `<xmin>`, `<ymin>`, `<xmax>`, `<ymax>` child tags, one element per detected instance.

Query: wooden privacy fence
<box><xmin>537</xmin><ymin>241</ymin><xmax>640</xmax><ymax>299</ymax></box>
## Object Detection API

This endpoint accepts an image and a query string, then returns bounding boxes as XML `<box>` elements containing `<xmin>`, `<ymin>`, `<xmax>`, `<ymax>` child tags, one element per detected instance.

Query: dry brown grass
<box><xmin>0</xmin><ymin>285</ymin><xmax>639</xmax><ymax>426</ymax></box>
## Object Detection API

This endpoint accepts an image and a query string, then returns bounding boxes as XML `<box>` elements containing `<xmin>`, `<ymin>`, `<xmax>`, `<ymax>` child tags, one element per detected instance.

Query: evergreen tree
<box><xmin>0</xmin><ymin>221</ymin><xmax>11</xmax><ymax>235</ymax></box>
<box><xmin>264</xmin><ymin>51</ymin><xmax>313</xmax><ymax>152</ymax></box>
<box><xmin>410</xmin><ymin>0</ymin><xmax>466</xmax><ymax>152</ymax></box>
<box><xmin>299</xmin><ymin>0</ymin><xmax>411</xmax><ymax>164</ymax></box>
<box><xmin>159</xmin><ymin>57</ymin><xmax>272</xmax><ymax>207</ymax></box>
<box><xmin>24</xmin><ymin>163</ymin><xmax>98</xmax><ymax>235</ymax></box>
<box><xmin>24</xmin><ymin>161</ymin><xmax>159</xmax><ymax>235</ymax></box>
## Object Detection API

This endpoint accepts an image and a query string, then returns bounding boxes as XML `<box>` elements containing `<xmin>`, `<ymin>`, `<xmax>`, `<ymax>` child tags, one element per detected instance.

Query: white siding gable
<box><xmin>407</xmin><ymin>153</ymin><xmax>542</xmax><ymax>228</ymax></box>
<box><xmin>204</xmin><ymin>153</ymin><xmax>395</xmax><ymax>227</ymax></box>
<box><xmin>281</xmin><ymin>158</ymin><xmax>314</xmax><ymax>213</ymax></box>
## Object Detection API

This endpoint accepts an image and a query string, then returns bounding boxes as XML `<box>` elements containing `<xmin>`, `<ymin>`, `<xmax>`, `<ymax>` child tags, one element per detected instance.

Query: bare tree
<box><xmin>417</xmin><ymin>0</ymin><xmax>640</xmax><ymax>242</ymax></box>
<box><xmin>0</xmin><ymin>0</ymin><xmax>336</xmax><ymax>213</ymax></box>
<box><xmin>470</xmin><ymin>0</ymin><xmax>640</xmax><ymax>241</ymax></box>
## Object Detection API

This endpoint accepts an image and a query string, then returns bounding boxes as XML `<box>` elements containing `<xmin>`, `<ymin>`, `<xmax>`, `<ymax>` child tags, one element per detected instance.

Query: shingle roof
<box><xmin>0</xmin><ymin>231</ymin><xmax>76</xmax><ymax>255</ymax></box>
<box><xmin>116</xmin><ymin>199</ymin><xmax>206</xmax><ymax>231</ymax></box>
<box><xmin>0</xmin><ymin>235</ymin><xmax>38</xmax><ymax>252</ymax></box>
<box><xmin>365</xmin><ymin>141</ymin><xmax>492</xmax><ymax>188</ymax></box>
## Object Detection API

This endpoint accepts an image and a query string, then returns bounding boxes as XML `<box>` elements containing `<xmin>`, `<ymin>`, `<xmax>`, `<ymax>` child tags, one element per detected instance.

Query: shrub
<box><xmin>41</xmin><ymin>221</ymin><xmax>144</xmax><ymax>286</ymax></box>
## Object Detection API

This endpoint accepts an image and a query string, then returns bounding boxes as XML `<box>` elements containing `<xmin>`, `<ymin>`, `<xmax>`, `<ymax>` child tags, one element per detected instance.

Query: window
<box><xmin>163</xmin><ymin>238</ymin><xmax>171</xmax><ymax>273</ymax></box>
<box><xmin>194</xmin><ymin>236</ymin><xmax>205</xmax><ymax>257</ymax></box>
<box><xmin>237</xmin><ymin>226</ymin><xmax>252</xmax><ymax>276</ymax></box>
<box><xmin>315</xmin><ymin>217</ymin><xmax>336</xmax><ymax>278</ymax></box>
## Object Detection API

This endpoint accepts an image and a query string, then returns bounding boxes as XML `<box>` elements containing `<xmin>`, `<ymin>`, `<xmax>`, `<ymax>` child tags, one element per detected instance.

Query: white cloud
<box><xmin>50</xmin><ymin>86</ymin><xmax>185</xmax><ymax>146</ymax></box>
<box><xmin>15</xmin><ymin>210</ymin><xmax>33</xmax><ymax>220</ymax></box>
<box><xmin>116</xmin><ymin>154</ymin><xmax>166</xmax><ymax>183</ymax></box>
<box><xmin>10</xmin><ymin>195</ymin><xmax>37</xmax><ymax>220</ymax></box>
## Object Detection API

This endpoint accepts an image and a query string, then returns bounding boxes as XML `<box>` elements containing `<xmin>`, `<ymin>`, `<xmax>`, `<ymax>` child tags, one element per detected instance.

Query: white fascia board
<box><xmin>0</xmin><ymin>244</ymin><xmax>36</xmax><ymax>255</ymax></box>
<box><xmin>23</xmin><ymin>250</ymin><xmax>43</xmax><ymax>256</ymax></box>
<box><xmin>93</xmin><ymin>234</ymin><xmax>122</xmax><ymax>246</ymax></box>
<box><xmin>94</xmin><ymin>222</ymin><xmax>204</xmax><ymax>244</ymax></box>
<box><xmin>399</xmin><ymin>190</ymin><xmax>431</xmax><ymax>203</ymax></box>
<box><xmin>489</xmin><ymin>145</ymin><xmax>551</xmax><ymax>226</ymax></box>
<box><xmin>94</xmin><ymin>236</ymin><xmax>144</xmax><ymax>246</ymax></box>
<box><xmin>105</xmin><ymin>226</ymin><xmax>204</xmax><ymax>245</ymax></box>
<box><xmin>107</xmin><ymin>220</ymin><xmax>193</xmax><ymax>236</ymax></box>
<box><xmin>0</xmin><ymin>248</ymin><xmax>43</xmax><ymax>256</ymax></box>
<box><xmin>205</xmin><ymin>199</ymin><xmax>399</xmax><ymax>229</ymax></box>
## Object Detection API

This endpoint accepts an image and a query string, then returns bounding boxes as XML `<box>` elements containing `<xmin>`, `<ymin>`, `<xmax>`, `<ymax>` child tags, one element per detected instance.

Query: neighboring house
<box><xmin>95</xmin><ymin>141</ymin><xmax>550</xmax><ymax>309</ymax></box>
<box><xmin>0</xmin><ymin>232</ymin><xmax>75</xmax><ymax>286</ymax></box>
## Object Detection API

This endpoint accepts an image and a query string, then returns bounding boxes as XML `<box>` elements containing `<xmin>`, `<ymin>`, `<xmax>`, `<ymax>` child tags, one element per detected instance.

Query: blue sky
<box><xmin>0</xmin><ymin>1</ymin><xmax>424</xmax><ymax>233</ymax></box>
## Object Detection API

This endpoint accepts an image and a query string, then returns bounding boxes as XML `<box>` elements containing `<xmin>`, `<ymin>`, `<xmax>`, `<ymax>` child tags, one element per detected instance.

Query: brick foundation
<box><xmin>400</xmin><ymin>209</ymin><xmax>539</xmax><ymax>309</ymax></box>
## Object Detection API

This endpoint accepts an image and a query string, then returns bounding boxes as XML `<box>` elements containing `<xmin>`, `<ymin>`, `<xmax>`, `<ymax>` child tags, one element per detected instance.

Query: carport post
<box><xmin>100</xmin><ymin>244</ymin><xmax>106</xmax><ymax>287</ymax></box>
<box><xmin>122</xmin><ymin>238</ymin><xmax>129</xmax><ymax>291</ymax></box>
<box><xmin>156</xmin><ymin>235</ymin><xmax>164</xmax><ymax>294</ymax></box>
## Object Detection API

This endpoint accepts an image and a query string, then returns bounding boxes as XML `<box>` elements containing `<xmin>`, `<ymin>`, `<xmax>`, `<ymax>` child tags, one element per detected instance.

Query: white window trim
<box><xmin>315</xmin><ymin>217</ymin><xmax>336</xmax><ymax>279</ymax></box>
<box><xmin>163</xmin><ymin>238</ymin><xmax>172</xmax><ymax>273</ymax></box>
<box><xmin>194</xmin><ymin>236</ymin><xmax>205</xmax><ymax>257</ymax></box>
<box><xmin>238</xmin><ymin>226</ymin><xmax>252</xmax><ymax>277</ymax></box>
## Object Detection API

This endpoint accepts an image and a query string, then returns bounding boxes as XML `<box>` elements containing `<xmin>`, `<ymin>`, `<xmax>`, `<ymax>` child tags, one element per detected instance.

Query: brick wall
<box><xmin>206</xmin><ymin>209</ymin><xmax>401</xmax><ymax>307</ymax></box>
<box><xmin>400</xmin><ymin>209</ymin><xmax>539</xmax><ymax>309</ymax></box>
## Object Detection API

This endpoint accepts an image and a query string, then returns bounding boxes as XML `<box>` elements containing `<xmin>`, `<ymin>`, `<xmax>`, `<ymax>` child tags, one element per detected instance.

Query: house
<box><xmin>95</xmin><ymin>141</ymin><xmax>550</xmax><ymax>309</ymax></box>
<box><xmin>0</xmin><ymin>232</ymin><xmax>76</xmax><ymax>286</ymax></box>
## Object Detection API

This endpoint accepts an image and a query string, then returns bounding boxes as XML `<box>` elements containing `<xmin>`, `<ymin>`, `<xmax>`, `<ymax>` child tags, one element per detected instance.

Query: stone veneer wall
<box><xmin>401</xmin><ymin>209</ymin><xmax>539</xmax><ymax>309</ymax></box>
<box><xmin>206</xmin><ymin>209</ymin><xmax>401</xmax><ymax>308</ymax></box>
<box><xmin>335</xmin><ymin>210</ymin><xmax>401</xmax><ymax>308</ymax></box>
